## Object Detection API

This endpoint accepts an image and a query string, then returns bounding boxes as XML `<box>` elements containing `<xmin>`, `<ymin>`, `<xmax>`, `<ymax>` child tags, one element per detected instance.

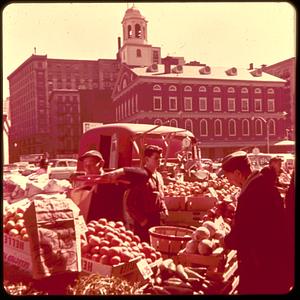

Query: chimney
<box><xmin>248</xmin><ymin>63</ymin><xmax>254</xmax><ymax>70</ymax></box>
<box><xmin>117</xmin><ymin>37</ymin><xmax>121</xmax><ymax>50</ymax></box>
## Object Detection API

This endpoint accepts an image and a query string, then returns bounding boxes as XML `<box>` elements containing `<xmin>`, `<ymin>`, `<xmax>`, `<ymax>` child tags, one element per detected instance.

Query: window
<box><xmin>199</xmin><ymin>97</ymin><xmax>207</xmax><ymax>111</ymax></box>
<box><xmin>121</xmin><ymin>103</ymin><xmax>124</xmax><ymax>119</ymax></box>
<box><xmin>184</xmin><ymin>85</ymin><xmax>192</xmax><ymax>92</ymax></box>
<box><xmin>136</xmin><ymin>49</ymin><xmax>142</xmax><ymax>57</ymax></box>
<box><xmin>153</xmin><ymin>96</ymin><xmax>162</xmax><ymax>110</ymax></box>
<box><xmin>153</xmin><ymin>51</ymin><xmax>159</xmax><ymax>63</ymax></box>
<box><xmin>127</xmin><ymin>100</ymin><xmax>131</xmax><ymax>116</ymax></box>
<box><xmin>213</xmin><ymin>97</ymin><xmax>221</xmax><ymax>111</ymax></box>
<box><xmin>268</xmin><ymin>119</ymin><xmax>275</xmax><ymax>135</ymax></box>
<box><xmin>267</xmin><ymin>88</ymin><xmax>275</xmax><ymax>94</ymax></box>
<box><xmin>128</xmin><ymin>25</ymin><xmax>132</xmax><ymax>38</ymax></box>
<box><xmin>169</xmin><ymin>97</ymin><xmax>177</xmax><ymax>110</ymax></box>
<box><xmin>199</xmin><ymin>86</ymin><xmax>207</xmax><ymax>92</ymax></box>
<box><xmin>267</xmin><ymin>99</ymin><xmax>275</xmax><ymax>112</ymax></box>
<box><xmin>170</xmin><ymin>119</ymin><xmax>178</xmax><ymax>127</ymax></box>
<box><xmin>153</xmin><ymin>84</ymin><xmax>161</xmax><ymax>91</ymax></box>
<box><xmin>214</xmin><ymin>119</ymin><xmax>222</xmax><ymax>136</ymax></box>
<box><xmin>228</xmin><ymin>98</ymin><xmax>235</xmax><ymax>111</ymax></box>
<box><xmin>135</xmin><ymin>24</ymin><xmax>142</xmax><ymax>38</ymax></box>
<box><xmin>124</xmin><ymin>101</ymin><xmax>127</xmax><ymax>118</ymax></box>
<box><xmin>185</xmin><ymin>119</ymin><xmax>193</xmax><ymax>132</ymax></box>
<box><xmin>122</xmin><ymin>78</ymin><xmax>128</xmax><ymax>89</ymax></box>
<box><xmin>213</xmin><ymin>86</ymin><xmax>221</xmax><ymax>93</ymax></box>
<box><xmin>255</xmin><ymin>119</ymin><xmax>263</xmax><ymax>135</ymax></box>
<box><xmin>135</xmin><ymin>94</ymin><xmax>138</xmax><ymax>112</ymax></box>
<box><xmin>227</xmin><ymin>87</ymin><xmax>235</xmax><ymax>93</ymax></box>
<box><xmin>169</xmin><ymin>85</ymin><xmax>177</xmax><ymax>91</ymax></box>
<box><xmin>254</xmin><ymin>87</ymin><xmax>262</xmax><ymax>94</ymax></box>
<box><xmin>242</xmin><ymin>119</ymin><xmax>250</xmax><ymax>136</ymax></box>
<box><xmin>154</xmin><ymin>119</ymin><xmax>162</xmax><ymax>126</ymax></box>
<box><xmin>241</xmin><ymin>87</ymin><xmax>248</xmax><ymax>94</ymax></box>
<box><xmin>254</xmin><ymin>99</ymin><xmax>262</xmax><ymax>111</ymax></box>
<box><xmin>228</xmin><ymin>119</ymin><xmax>236</xmax><ymax>136</ymax></box>
<box><xmin>241</xmin><ymin>98</ymin><xmax>249</xmax><ymax>111</ymax></box>
<box><xmin>131</xmin><ymin>96</ymin><xmax>135</xmax><ymax>114</ymax></box>
<box><xmin>200</xmin><ymin>120</ymin><xmax>208</xmax><ymax>136</ymax></box>
<box><xmin>184</xmin><ymin>97</ymin><xmax>192</xmax><ymax>111</ymax></box>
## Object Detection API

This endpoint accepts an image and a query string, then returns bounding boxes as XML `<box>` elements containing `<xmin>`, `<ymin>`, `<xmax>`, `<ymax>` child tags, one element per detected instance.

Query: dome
<box><xmin>122</xmin><ymin>5</ymin><xmax>145</xmax><ymax>21</ymax></box>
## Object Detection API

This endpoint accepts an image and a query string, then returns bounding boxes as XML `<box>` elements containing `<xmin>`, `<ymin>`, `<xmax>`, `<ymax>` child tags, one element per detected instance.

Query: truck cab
<box><xmin>77</xmin><ymin>123</ymin><xmax>199</xmax><ymax>172</ymax></box>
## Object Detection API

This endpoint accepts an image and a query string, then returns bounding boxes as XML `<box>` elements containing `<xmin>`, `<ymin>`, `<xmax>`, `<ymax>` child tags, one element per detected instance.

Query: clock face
<box><xmin>182</xmin><ymin>137</ymin><xmax>191</xmax><ymax>148</ymax></box>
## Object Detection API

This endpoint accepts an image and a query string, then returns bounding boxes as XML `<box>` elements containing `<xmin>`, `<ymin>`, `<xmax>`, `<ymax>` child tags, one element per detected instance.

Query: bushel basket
<box><xmin>149</xmin><ymin>226</ymin><xmax>193</xmax><ymax>258</ymax></box>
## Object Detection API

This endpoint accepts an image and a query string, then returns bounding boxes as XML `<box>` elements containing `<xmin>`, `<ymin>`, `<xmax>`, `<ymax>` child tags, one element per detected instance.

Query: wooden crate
<box><xmin>162</xmin><ymin>210</ymin><xmax>207</xmax><ymax>227</ymax></box>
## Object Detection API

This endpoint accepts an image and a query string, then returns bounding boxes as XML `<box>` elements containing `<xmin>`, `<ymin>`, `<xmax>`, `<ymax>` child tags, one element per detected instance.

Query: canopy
<box><xmin>273</xmin><ymin>140</ymin><xmax>295</xmax><ymax>146</ymax></box>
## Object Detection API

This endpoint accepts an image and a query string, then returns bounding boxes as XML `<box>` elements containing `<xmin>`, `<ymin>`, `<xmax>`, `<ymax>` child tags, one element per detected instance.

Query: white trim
<box><xmin>200</xmin><ymin>119</ymin><xmax>208</xmax><ymax>136</ymax></box>
<box><xmin>184</xmin><ymin>85</ymin><xmax>192</xmax><ymax>92</ymax></box>
<box><xmin>154</xmin><ymin>118</ymin><xmax>163</xmax><ymax>125</ymax></box>
<box><xmin>267</xmin><ymin>98</ymin><xmax>275</xmax><ymax>112</ymax></box>
<box><xmin>214</xmin><ymin>119</ymin><xmax>222</xmax><ymax>136</ymax></box>
<box><xmin>227</xmin><ymin>87</ymin><xmax>235</xmax><ymax>93</ymax></box>
<box><xmin>255</xmin><ymin>119</ymin><xmax>263</xmax><ymax>135</ymax></box>
<box><xmin>267</xmin><ymin>88</ymin><xmax>275</xmax><ymax>94</ymax></box>
<box><xmin>169</xmin><ymin>96</ymin><xmax>177</xmax><ymax>110</ymax></box>
<box><xmin>153</xmin><ymin>84</ymin><xmax>161</xmax><ymax>91</ymax></box>
<box><xmin>254</xmin><ymin>87</ymin><xmax>262</xmax><ymax>94</ymax></box>
<box><xmin>213</xmin><ymin>97</ymin><xmax>222</xmax><ymax>111</ymax></box>
<box><xmin>213</xmin><ymin>86</ymin><xmax>221</xmax><ymax>93</ymax></box>
<box><xmin>228</xmin><ymin>97</ymin><xmax>236</xmax><ymax>112</ymax></box>
<box><xmin>169</xmin><ymin>85</ymin><xmax>177</xmax><ymax>91</ymax></box>
<box><xmin>241</xmin><ymin>87</ymin><xmax>249</xmax><ymax>93</ymax></box>
<box><xmin>228</xmin><ymin>119</ymin><xmax>236</xmax><ymax>136</ymax></box>
<box><xmin>185</xmin><ymin>119</ymin><xmax>193</xmax><ymax>132</ymax></box>
<box><xmin>254</xmin><ymin>98</ymin><xmax>262</xmax><ymax>112</ymax></box>
<box><xmin>199</xmin><ymin>86</ymin><xmax>207</xmax><ymax>92</ymax></box>
<box><xmin>268</xmin><ymin>119</ymin><xmax>276</xmax><ymax>135</ymax></box>
<box><xmin>241</xmin><ymin>98</ymin><xmax>249</xmax><ymax>112</ymax></box>
<box><xmin>199</xmin><ymin>97</ymin><xmax>207</xmax><ymax>111</ymax></box>
<box><xmin>242</xmin><ymin>119</ymin><xmax>250</xmax><ymax>136</ymax></box>
<box><xmin>184</xmin><ymin>97</ymin><xmax>193</xmax><ymax>111</ymax></box>
<box><xmin>153</xmin><ymin>96</ymin><xmax>162</xmax><ymax>110</ymax></box>
<box><xmin>170</xmin><ymin>119</ymin><xmax>178</xmax><ymax>127</ymax></box>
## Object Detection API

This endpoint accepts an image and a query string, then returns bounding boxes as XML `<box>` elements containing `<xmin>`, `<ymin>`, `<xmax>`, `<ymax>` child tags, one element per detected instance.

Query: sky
<box><xmin>2</xmin><ymin>2</ymin><xmax>296</xmax><ymax>101</ymax></box>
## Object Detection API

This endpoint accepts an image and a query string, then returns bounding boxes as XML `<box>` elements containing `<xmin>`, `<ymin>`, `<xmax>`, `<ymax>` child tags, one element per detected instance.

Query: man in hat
<box><xmin>221</xmin><ymin>151</ymin><xmax>290</xmax><ymax>294</ymax></box>
<box><xmin>79</xmin><ymin>150</ymin><xmax>105</xmax><ymax>176</ymax></box>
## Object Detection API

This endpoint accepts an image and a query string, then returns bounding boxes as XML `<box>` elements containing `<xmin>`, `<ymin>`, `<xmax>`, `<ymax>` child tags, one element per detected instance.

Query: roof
<box><xmin>84</xmin><ymin>123</ymin><xmax>195</xmax><ymax>138</ymax></box>
<box><xmin>131</xmin><ymin>64</ymin><xmax>286</xmax><ymax>83</ymax></box>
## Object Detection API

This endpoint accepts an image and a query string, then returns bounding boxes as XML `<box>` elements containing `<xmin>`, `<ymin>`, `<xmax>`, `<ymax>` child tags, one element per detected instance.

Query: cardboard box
<box><xmin>81</xmin><ymin>256</ymin><xmax>141</xmax><ymax>278</ymax></box>
<box><xmin>3</xmin><ymin>233</ymin><xmax>32</xmax><ymax>272</ymax></box>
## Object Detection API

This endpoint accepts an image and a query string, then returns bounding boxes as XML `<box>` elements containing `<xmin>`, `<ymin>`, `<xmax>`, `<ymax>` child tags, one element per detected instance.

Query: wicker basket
<box><xmin>149</xmin><ymin>226</ymin><xmax>194</xmax><ymax>258</ymax></box>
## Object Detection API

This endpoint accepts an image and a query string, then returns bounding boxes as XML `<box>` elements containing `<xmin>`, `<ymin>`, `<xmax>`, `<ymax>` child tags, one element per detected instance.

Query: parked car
<box><xmin>20</xmin><ymin>163</ymin><xmax>39</xmax><ymax>176</ymax></box>
<box><xmin>48</xmin><ymin>159</ymin><xmax>77</xmax><ymax>180</ymax></box>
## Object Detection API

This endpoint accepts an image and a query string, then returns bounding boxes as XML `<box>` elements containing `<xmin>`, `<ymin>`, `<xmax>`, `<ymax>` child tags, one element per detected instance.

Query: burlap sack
<box><xmin>23</xmin><ymin>198</ymin><xmax>82</xmax><ymax>279</ymax></box>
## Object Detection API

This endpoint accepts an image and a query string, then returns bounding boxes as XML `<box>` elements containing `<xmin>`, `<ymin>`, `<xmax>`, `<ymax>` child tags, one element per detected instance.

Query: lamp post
<box><xmin>251</xmin><ymin>116</ymin><xmax>269</xmax><ymax>153</ymax></box>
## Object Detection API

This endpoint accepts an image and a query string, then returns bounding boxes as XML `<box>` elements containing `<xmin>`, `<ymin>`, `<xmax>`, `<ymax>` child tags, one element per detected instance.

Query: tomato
<box><xmin>132</xmin><ymin>235</ymin><xmax>141</xmax><ymax>244</ymax></box>
<box><xmin>97</xmin><ymin>218</ymin><xmax>108</xmax><ymax>225</ymax></box>
<box><xmin>9</xmin><ymin>228</ymin><xmax>19</xmax><ymax>237</ymax></box>
<box><xmin>99</xmin><ymin>254</ymin><xmax>110</xmax><ymax>265</ymax></box>
<box><xmin>81</xmin><ymin>243</ymin><xmax>91</xmax><ymax>254</ymax></box>
<box><xmin>99</xmin><ymin>246</ymin><xmax>110</xmax><ymax>256</ymax></box>
<box><xmin>88</xmin><ymin>235</ymin><xmax>101</xmax><ymax>247</ymax></box>
<box><xmin>90</xmin><ymin>245</ymin><xmax>101</xmax><ymax>254</ymax></box>
<box><xmin>110</xmin><ymin>255</ymin><xmax>121</xmax><ymax>266</ymax></box>
<box><xmin>107</xmin><ymin>247</ymin><xmax>120</xmax><ymax>257</ymax></box>
<box><xmin>5</xmin><ymin>220</ymin><xmax>16</xmax><ymax>231</ymax></box>
<box><xmin>91</xmin><ymin>253</ymin><xmax>101</xmax><ymax>262</ymax></box>
<box><xmin>14</xmin><ymin>212</ymin><xmax>24</xmax><ymax>221</ymax></box>
<box><xmin>110</xmin><ymin>237</ymin><xmax>122</xmax><ymax>247</ymax></box>
<box><xmin>115</xmin><ymin>221</ymin><xmax>124</xmax><ymax>228</ymax></box>
<box><xmin>22</xmin><ymin>233</ymin><xmax>29</xmax><ymax>241</ymax></box>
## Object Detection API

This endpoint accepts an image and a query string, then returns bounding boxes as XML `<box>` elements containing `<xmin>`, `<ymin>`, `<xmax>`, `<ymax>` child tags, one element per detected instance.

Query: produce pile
<box><xmin>66</xmin><ymin>274</ymin><xmax>143</xmax><ymax>295</ymax></box>
<box><xmin>4</xmin><ymin>281</ymin><xmax>48</xmax><ymax>295</ymax></box>
<box><xmin>82</xmin><ymin>218</ymin><xmax>162</xmax><ymax>265</ymax></box>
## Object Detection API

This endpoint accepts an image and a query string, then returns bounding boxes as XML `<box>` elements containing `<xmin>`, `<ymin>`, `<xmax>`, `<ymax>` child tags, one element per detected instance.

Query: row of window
<box><xmin>153</xmin><ymin>96</ymin><xmax>275</xmax><ymax>112</ymax></box>
<box><xmin>116</xmin><ymin>95</ymin><xmax>139</xmax><ymax>121</ymax></box>
<box><xmin>153</xmin><ymin>118</ymin><xmax>277</xmax><ymax>137</ymax></box>
<box><xmin>153</xmin><ymin>84</ymin><xmax>275</xmax><ymax>94</ymax></box>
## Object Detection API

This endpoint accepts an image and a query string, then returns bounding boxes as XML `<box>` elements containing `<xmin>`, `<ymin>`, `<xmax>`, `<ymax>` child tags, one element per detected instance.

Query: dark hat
<box><xmin>269</xmin><ymin>156</ymin><xmax>283</xmax><ymax>163</ymax></box>
<box><xmin>222</xmin><ymin>151</ymin><xmax>250</xmax><ymax>172</ymax></box>
<box><xmin>79</xmin><ymin>150</ymin><xmax>103</xmax><ymax>162</ymax></box>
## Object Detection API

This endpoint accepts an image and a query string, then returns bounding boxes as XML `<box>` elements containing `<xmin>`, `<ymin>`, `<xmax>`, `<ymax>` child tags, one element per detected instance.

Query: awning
<box><xmin>273</xmin><ymin>140</ymin><xmax>295</xmax><ymax>146</ymax></box>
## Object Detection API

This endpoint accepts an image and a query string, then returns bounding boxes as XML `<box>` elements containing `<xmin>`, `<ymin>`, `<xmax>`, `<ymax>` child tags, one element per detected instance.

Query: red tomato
<box><xmin>88</xmin><ymin>235</ymin><xmax>101</xmax><ymax>246</ymax></box>
<box><xmin>99</xmin><ymin>246</ymin><xmax>110</xmax><ymax>256</ymax></box>
<box><xmin>81</xmin><ymin>243</ymin><xmax>91</xmax><ymax>254</ymax></box>
<box><xmin>90</xmin><ymin>245</ymin><xmax>101</xmax><ymax>254</ymax></box>
<box><xmin>91</xmin><ymin>253</ymin><xmax>101</xmax><ymax>262</ymax></box>
<box><xmin>110</xmin><ymin>255</ymin><xmax>121</xmax><ymax>266</ymax></box>
<box><xmin>99</xmin><ymin>254</ymin><xmax>110</xmax><ymax>265</ymax></box>
<box><xmin>110</xmin><ymin>237</ymin><xmax>122</xmax><ymax>247</ymax></box>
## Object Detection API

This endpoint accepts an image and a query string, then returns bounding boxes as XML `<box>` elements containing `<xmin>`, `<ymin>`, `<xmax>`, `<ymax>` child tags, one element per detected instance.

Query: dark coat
<box><xmin>225</xmin><ymin>170</ymin><xmax>290</xmax><ymax>294</ymax></box>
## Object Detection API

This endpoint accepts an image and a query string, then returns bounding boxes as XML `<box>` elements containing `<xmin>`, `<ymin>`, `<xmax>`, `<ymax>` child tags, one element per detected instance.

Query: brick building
<box><xmin>112</xmin><ymin>62</ymin><xmax>288</xmax><ymax>158</ymax></box>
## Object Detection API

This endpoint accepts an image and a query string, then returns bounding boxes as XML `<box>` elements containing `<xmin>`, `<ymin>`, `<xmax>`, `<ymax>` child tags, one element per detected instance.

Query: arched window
<box><xmin>170</xmin><ymin>119</ymin><xmax>178</xmax><ymax>127</ymax></box>
<box><xmin>122</xmin><ymin>78</ymin><xmax>128</xmax><ymax>89</ymax></box>
<box><xmin>184</xmin><ymin>85</ymin><xmax>192</xmax><ymax>92</ymax></box>
<box><xmin>267</xmin><ymin>88</ymin><xmax>275</xmax><ymax>94</ymax></box>
<box><xmin>169</xmin><ymin>85</ymin><xmax>177</xmax><ymax>91</ymax></box>
<box><xmin>255</xmin><ymin>119</ymin><xmax>263</xmax><ymax>135</ymax></box>
<box><xmin>214</xmin><ymin>119</ymin><xmax>222</xmax><ymax>136</ymax></box>
<box><xmin>153</xmin><ymin>84</ymin><xmax>161</xmax><ymax>91</ymax></box>
<box><xmin>254</xmin><ymin>87</ymin><xmax>262</xmax><ymax>94</ymax></box>
<box><xmin>242</xmin><ymin>119</ymin><xmax>250</xmax><ymax>136</ymax></box>
<box><xmin>228</xmin><ymin>119</ymin><xmax>236</xmax><ymax>136</ymax></box>
<box><xmin>127</xmin><ymin>100</ymin><xmax>131</xmax><ymax>116</ymax></box>
<box><xmin>136</xmin><ymin>49</ymin><xmax>142</xmax><ymax>57</ymax></box>
<box><xmin>185</xmin><ymin>119</ymin><xmax>193</xmax><ymax>132</ymax></box>
<box><xmin>268</xmin><ymin>119</ymin><xmax>275</xmax><ymax>135</ymax></box>
<box><xmin>227</xmin><ymin>87</ymin><xmax>235</xmax><ymax>93</ymax></box>
<box><xmin>200</xmin><ymin>119</ymin><xmax>208</xmax><ymax>136</ymax></box>
<box><xmin>213</xmin><ymin>86</ymin><xmax>221</xmax><ymax>93</ymax></box>
<box><xmin>199</xmin><ymin>86</ymin><xmax>207</xmax><ymax>92</ymax></box>
<box><xmin>241</xmin><ymin>87</ymin><xmax>248</xmax><ymax>93</ymax></box>
<box><xmin>135</xmin><ymin>24</ymin><xmax>142</xmax><ymax>38</ymax></box>
<box><xmin>154</xmin><ymin>119</ymin><xmax>162</xmax><ymax>126</ymax></box>
<box><xmin>128</xmin><ymin>25</ymin><xmax>132</xmax><ymax>38</ymax></box>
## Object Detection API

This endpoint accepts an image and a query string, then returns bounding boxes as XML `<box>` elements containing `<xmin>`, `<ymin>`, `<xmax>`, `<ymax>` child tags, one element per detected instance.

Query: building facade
<box><xmin>112</xmin><ymin>63</ymin><xmax>288</xmax><ymax>158</ymax></box>
<box><xmin>262</xmin><ymin>57</ymin><xmax>295</xmax><ymax>140</ymax></box>
<box><xmin>7</xmin><ymin>55</ymin><xmax>119</xmax><ymax>161</ymax></box>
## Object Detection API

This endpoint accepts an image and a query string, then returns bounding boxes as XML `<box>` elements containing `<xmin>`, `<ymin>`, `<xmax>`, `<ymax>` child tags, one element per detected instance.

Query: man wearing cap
<box><xmin>79</xmin><ymin>150</ymin><xmax>105</xmax><ymax>176</ymax></box>
<box><xmin>221</xmin><ymin>151</ymin><xmax>290</xmax><ymax>294</ymax></box>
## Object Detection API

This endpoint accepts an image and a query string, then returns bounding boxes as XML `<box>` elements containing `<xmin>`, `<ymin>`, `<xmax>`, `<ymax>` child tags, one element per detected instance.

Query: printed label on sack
<box><xmin>3</xmin><ymin>250</ymin><xmax>32</xmax><ymax>271</ymax></box>
<box><xmin>3</xmin><ymin>234</ymin><xmax>31</xmax><ymax>253</ymax></box>
<box><xmin>137</xmin><ymin>259</ymin><xmax>153</xmax><ymax>279</ymax></box>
